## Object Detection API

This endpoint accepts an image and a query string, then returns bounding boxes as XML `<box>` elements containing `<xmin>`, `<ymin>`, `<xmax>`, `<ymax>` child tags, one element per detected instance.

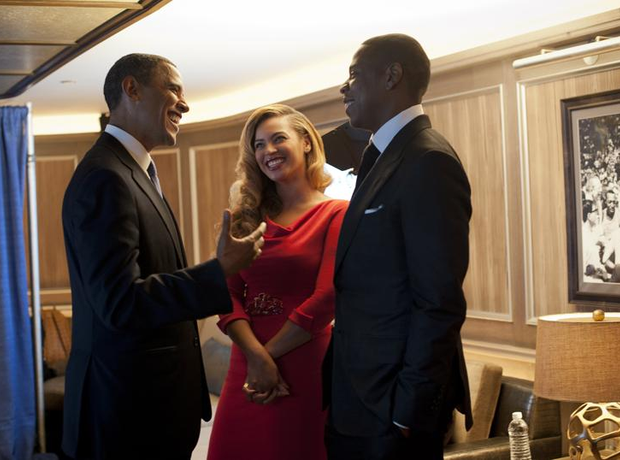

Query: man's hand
<box><xmin>216</xmin><ymin>209</ymin><xmax>266</xmax><ymax>277</ymax></box>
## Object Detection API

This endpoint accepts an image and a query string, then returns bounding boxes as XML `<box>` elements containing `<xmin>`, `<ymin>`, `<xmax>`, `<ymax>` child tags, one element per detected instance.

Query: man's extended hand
<box><xmin>216</xmin><ymin>209</ymin><xmax>266</xmax><ymax>277</ymax></box>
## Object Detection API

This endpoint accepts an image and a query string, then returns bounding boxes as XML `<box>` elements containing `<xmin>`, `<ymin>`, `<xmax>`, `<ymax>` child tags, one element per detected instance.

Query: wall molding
<box><xmin>517</xmin><ymin>81</ymin><xmax>536</xmax><ymax>325</ymax></box>
<box><xmin>35</xmin><ymin>154</ymin><xmax>78</xmax><ymax>165</ymax></box>
<box><xmin>181</xmin><ymin>86</ymin><xmax>341</xmax><ymax>135</ymax></box>
<box><xmin>426</xmin><ymin>84</ymin><xmax>514</xmax><ymax>322</ymax></box>
<box><xmin>463</xmin><ymin>338</ymin><xmax>536</xmax><ymax>380</ymax></box>
<box><xmin>424</xmin><ymin>83</ymin><xmax>500</xmax><ymax>103</ymax></box>
<box><xmin>188</xmin><ymin>141</ymin><xmax>238</xmax><ymax>265</ymax></box>
<box><xmin>517</xmin><ymin>57</ymin><xmax>620</xmax><ymax>324</ymax></box>
<box><xmin>35</xmin><ymin>131</ymin><xmax>98</xmax><ymax>143</ymax></box>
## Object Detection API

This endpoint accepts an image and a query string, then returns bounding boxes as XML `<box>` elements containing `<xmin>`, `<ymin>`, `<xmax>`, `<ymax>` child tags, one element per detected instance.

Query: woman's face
<box><xmin>253</xmin><ymin>116</ymin><xmax>310</xmax><ymax>185</ymax></box>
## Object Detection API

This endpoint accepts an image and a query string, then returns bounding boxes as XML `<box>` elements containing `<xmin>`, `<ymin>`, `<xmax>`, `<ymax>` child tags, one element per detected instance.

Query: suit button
<box><xmin>193</xmin><ymin>337</ymin><xmax>199</xmax><ymax>347</ymax></box>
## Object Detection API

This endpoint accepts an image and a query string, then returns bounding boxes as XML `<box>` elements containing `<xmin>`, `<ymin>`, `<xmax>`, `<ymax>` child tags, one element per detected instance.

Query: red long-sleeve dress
<box><xmin>207</xmin><ymin>199</ymin><xmax>348</xmax><ymax>460</ymax></box>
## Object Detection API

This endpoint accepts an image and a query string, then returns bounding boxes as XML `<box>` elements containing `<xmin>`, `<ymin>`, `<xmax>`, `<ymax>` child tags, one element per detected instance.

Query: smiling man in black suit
<box><xmin>324</xmin><ymin>34</ymin><xmax>473</xmax><ymax>460</ymax></box>
<box><xmin>61</xmin><ymin>54</ymin><xmax>265</xmax><ymax>460</ymax></box>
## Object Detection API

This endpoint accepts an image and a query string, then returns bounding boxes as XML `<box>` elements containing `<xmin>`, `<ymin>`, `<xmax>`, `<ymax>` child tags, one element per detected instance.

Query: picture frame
<box><xmin>563</xmin><ymin>89</ymin><xmax>620</xmax><ymax>305</ymax></box>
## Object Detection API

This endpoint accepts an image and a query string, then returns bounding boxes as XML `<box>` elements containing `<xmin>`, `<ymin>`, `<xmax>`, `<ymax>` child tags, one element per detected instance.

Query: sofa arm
<box><xmin>44</xmin><ymin>375</ymin><xmax>65</xmax><ymax>411</ymax></box>
<box><xmin>490</xmin><ymin>376</ymin><xmax>561</xmax><ymax>440</ymax></box>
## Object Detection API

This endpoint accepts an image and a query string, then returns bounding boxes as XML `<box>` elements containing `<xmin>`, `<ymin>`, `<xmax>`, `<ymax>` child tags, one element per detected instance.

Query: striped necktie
<box><xmin>354</xmin><ymin>142</ymin><xmax>380</xmax><ymax>191</ymax></box>
<box><xmin>147</xmin><ymin>160</ymin><xmax>163</xmax><ymax>198</ymax></box>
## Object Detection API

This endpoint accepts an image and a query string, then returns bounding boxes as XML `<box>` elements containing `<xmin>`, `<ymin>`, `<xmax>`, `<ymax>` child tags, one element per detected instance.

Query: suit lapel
<box><xmin>335</xmin><ymin>116</ymin><xmax>432</xmax><ymax>274</ymax></box>
<box><xmin>163</xmin><ymin>195</ymin><xmax>188</xmax><ymax>267</ymax></box>
<box><xmin>98</xmin><ymin>133</ymin><xmax>186</xmax><ymax>268</ymax></box>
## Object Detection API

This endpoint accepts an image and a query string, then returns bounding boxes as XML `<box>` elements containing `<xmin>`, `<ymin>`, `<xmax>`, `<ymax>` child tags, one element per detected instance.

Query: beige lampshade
<box><xmin>534</xmin><ymin>312</ymin><xmax>620</xmax><ymax>402</ymax></box>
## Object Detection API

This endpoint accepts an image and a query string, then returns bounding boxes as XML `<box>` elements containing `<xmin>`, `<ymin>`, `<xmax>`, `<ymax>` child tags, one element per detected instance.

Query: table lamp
<box><xmin>534</xmin><ymin>311</ymin><xmax>620</xmax><ymax>460</ymax></box>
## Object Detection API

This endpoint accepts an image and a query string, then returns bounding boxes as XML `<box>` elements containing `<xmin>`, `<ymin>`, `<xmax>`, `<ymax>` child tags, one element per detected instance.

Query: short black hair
<box><xmin>103</xmin><ymin>53</ymin><xmax>175</xmax><ymax>111</ymax></box>
<box><xmin>362</xmin><ymin>34</ymin><xmax>430</xmax><ymax>102</ymax></box>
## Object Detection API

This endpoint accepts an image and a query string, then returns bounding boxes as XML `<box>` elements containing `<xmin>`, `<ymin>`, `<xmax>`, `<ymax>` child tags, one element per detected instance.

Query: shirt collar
<box><xmin>104</xmin><ymin>124</ymin><xmax>152</xmax><ymax>176</ymax></box>
<box><xmin>370</xmin><ymin>104</ymin><xmax>424</xmax><ymax>154</ymax></box>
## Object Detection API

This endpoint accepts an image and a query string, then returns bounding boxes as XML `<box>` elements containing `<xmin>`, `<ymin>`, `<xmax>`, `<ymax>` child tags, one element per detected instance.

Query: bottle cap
<box><xmin>512</xmin><ymin>411</ymin><xmax>523</xmax><ymax>419</ymax></box>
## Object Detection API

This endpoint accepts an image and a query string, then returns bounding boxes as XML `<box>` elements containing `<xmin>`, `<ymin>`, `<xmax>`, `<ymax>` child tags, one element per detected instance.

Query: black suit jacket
<box><xmin>61</xmin><ymin>133</ymin><xmax>232</xmax><ymax>459</ymax></box>
<box><xmin>325</xmin><ymin>115</ymin><xmax>473</xmax><ymax>436</ymax></box>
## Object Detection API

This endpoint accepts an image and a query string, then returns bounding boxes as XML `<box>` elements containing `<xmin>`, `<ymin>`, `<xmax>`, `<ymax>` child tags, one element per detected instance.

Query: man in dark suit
<box><xmin>61</xmin><ymin>54</ymin><xmax>265</xmax><ymax>460</ymax></box>
<box><xmin>324</xmin><ymin>34</ymin><xmax>473</xmax><ymax>459</ymax></box>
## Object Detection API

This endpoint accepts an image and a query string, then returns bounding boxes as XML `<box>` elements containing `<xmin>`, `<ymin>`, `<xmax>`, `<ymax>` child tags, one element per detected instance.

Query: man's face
<box><xmin>588</xmin><ymin>209</ymin><xmax>599</xmax><ymax>224</ymax></box>
<box><xmin>135</xmin><ymin>62</ymin><xmax>189</xmax><ymax>151</ymax></box>
<box><xmin>607</xmin><ymin>193</ymin><xmax>617</xmax><ymax>217</ymax></box>
<box><xmin>340</xmin><ymin>45</ymin><xmax>385</xmax><ymax>133</ymax></box>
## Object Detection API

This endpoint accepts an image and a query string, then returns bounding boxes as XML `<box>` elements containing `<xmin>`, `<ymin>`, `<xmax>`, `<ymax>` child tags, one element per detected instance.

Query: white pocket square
<box><xmin>364</xmin><ymin>204</ymin><xmax>384</xmax><ymax>215</ymax></box>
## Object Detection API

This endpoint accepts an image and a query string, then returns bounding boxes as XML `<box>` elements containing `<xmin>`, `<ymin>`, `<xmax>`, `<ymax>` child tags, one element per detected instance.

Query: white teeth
<box><xmin>266</xmin><ymin>158</ymin><xmax>285</xmax><ymax>169</ymax></box>
<box><xmin>168</xmin><ymin>113</ymin><xmax>180</xmax><ymax>124</ymax></box>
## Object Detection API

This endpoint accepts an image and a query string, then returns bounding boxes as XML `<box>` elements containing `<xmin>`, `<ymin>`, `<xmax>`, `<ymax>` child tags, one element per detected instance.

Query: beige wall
<box><xmin>29</xmin><ymin>19</ymin><xmax>620</xmax><ymax>377</ymax></box>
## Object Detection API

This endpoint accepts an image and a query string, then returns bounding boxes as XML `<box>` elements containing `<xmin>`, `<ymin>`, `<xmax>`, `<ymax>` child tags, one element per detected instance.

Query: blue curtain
<box><xmin>0</xmin><ymin>106</ymin><xmax>35</xmax><ymax>460</ymax></box>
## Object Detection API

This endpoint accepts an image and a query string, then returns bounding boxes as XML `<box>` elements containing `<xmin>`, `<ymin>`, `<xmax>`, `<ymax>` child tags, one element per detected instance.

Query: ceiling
<box><xmin>0</xmin><ymin>0</ymin><xmax>169</xmax><ymax>101</ymax></box>
<box><xmin>1</xmin><ymin>0</ymin><xmax>620</xmax><ymax>135</ymax></box>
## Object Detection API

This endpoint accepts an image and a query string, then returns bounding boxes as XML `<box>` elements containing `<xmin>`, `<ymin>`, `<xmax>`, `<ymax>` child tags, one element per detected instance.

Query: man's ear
<box><xmin>385</xmin><ymin>62</ymin><xmax>403</xmax><ymax>91</ymax></box>
<box><xmin>121</xmin><ymin>75</ymin><xmax>140</xmax><ymax>102</ymax></box>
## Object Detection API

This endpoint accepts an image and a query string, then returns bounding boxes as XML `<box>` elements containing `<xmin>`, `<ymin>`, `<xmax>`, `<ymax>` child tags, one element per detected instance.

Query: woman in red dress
<box><xmin>207</xmin><ymin>104</ymin><xmax>347</xmax><ymax>460</ymax></box>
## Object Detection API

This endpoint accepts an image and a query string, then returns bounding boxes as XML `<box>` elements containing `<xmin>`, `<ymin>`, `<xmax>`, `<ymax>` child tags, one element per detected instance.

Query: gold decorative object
<box><xmin>534</xmin><ymin>312</ymin><xmax>620</xmax><ymax>459</ymax></box>
<box><xmin>593</xmin><ymin>310</ymin><xmax>605</xmax><ymax>322</ymax></box>
<box><xmin>568</xmin><ymin>402</ymin><xmax>620</xmax><ymax>459</ymax></box>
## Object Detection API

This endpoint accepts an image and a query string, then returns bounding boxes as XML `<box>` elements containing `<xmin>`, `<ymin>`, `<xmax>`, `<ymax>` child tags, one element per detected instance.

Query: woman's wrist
<box><xmin>264</xmin><ymin>341</ymin><xmax>278</xmax><ymax>359</ymax></box>
<box><xmin>245</xmin><ymin>344</ymin><xmax>272</xmax><ymax>364</ymax></box>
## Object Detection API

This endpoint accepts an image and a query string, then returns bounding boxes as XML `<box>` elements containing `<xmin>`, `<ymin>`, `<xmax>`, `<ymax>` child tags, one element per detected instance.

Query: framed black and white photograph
<box><xmin>563</xmin><ymin>89</ymin><xmax>620</xmax><ymax>304</ymax></box>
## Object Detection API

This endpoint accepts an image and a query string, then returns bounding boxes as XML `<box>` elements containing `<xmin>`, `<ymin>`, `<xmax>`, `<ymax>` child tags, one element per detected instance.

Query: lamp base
<box><xmin>568</xmin><ymin>402</ymin><xmax>620</xmax><ymax>460</ymax></box>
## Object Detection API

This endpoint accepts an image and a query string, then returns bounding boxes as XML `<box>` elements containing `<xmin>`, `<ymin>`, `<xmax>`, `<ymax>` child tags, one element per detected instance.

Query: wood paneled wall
<box><xmin>521</xmin><ymin>68</ymin><xmax>620</xmax><ymax>319</ymax></box>
<box><xmin>189</xmin><ymin>143</ymin><xmax>239</xmax><ymax>262</ymax></box>
<box><xmin>28</xmin><ymin>27</ymin><xmax>620</xmax><ymax>352</ymax></box>
<box><xmin>425</xmin><ymin>87</ymin><xmax>511</xmax><ymax>320</ymax></box>
<box><xmin>24</xmin><ymin>155</ymin><xmax>77</xmax><ymax>303</ymax></box>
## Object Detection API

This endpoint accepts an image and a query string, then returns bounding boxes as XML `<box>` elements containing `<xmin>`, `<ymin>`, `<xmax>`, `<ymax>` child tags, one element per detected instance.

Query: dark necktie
<box><xmin>147</xmin><ymin>160</ymin><xmax>163</xmax><ymax>198</ymax></box>
<box><xmin>354</xmin><ymin>142</ymin><xmax>380</xmax><ymax>191</ymax></box>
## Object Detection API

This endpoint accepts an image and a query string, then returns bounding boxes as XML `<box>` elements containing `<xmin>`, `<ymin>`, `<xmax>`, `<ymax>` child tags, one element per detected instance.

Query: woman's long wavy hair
<box><xmin>230</xmin><ymin>104</ymin><xmax>332</xmax><ymax>237</ymax></box>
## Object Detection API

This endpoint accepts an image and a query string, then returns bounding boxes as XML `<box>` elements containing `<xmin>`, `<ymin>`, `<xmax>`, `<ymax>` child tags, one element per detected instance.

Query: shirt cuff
<box><xmin>393</xmin><ymin>421</ymin><xmax>410</xmax><ymax>430</ymax></box>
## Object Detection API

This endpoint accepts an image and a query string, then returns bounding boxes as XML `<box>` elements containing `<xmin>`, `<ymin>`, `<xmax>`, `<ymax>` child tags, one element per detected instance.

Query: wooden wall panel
<box><xmin>190</xmin><ymin>143</ymin><xmax>239</xmax><ymax>263</ymax></box>
<box><xmin>29</xmin><ymin>44</ymin><xmax>620</xmax><ymax>356</ymax></box>
<box><xmin>425</xmin><ymin>88</ymin><xmax>511</xmax><ymax>318</ymax></box>
<box><xmin>151</xmin><ymin>149</ymin><xmax>182</xmax><ymax>234</ymax></box>
<box><xmin>523</xmin><ymin>68</ymin><xmax>620</xmax><ymax>318</ymax></box>
<box><xmin>24</xmin><ymin>156</ymin><xmax>77</xmax><ymax>293</ymax></box>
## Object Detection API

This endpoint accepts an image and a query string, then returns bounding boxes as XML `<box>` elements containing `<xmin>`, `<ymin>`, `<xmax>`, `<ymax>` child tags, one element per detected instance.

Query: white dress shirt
<box><xmin>104</xmin><ymin>124</ymin><xmax>153</xmax><ymax>180</ymax></box>
<box><xmin>370</xmin><ymin>104</ymin><xmax>424</xmax><ymax>154</ymax></box>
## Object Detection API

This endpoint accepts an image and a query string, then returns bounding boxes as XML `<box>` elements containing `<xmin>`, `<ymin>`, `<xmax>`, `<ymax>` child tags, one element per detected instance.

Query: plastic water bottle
<box><xmin>508</xmin><ymin>411</ymin><xmax>532</xmax><ymax>460</ymax></box>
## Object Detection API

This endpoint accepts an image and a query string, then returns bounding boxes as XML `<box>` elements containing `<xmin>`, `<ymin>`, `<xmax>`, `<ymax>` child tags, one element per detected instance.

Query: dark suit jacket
<box><xmin>325</xmin><ymin>115</ymin><xmax>473</xmax><ymax>436</ymax></box>
<box><xmin>61</xmin><ymin>133</ymin><xmax>232</xmax><ymax>459</ymax></box>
